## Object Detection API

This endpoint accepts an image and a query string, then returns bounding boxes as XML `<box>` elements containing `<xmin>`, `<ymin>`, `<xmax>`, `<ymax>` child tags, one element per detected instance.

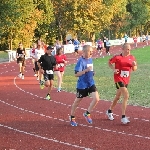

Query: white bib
<box><xmin>87</xmin><ymin>64</ymin><xmax>93</xmax><ymax>71</ymax></box>
<box><xmin>46</xmin><ymin>70</ymin><xmax>53</xmax><ymax>74</ymax></box>
<box><xmin>120</xmin><ymin>70</ymin><xmax>129</xmax><ymax>78</ymax></box>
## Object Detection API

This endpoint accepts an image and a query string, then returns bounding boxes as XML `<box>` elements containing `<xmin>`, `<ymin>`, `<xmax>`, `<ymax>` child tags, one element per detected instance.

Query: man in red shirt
<box><xmin>106</xmin><ymin>43</ymin><xmax>137</xmax><ymax>124</ymax></box>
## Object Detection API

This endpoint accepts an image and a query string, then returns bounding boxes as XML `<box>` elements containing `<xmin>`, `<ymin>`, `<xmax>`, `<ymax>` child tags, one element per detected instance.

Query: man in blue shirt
<box><xmin>70</xmin><ymin>45</ymin><xmax>100</xmax><ymax>126</ymax></box>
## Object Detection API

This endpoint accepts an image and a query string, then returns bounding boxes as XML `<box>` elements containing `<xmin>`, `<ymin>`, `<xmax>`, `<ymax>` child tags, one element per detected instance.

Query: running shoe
<box><xmin>21</xmin><ymin>75</ymin><xmax>24</xmax><ymax>80</ymax></box>
<box><xmin>18</xmin><ymin>73</ymin><xmax>22</xmax><ymax>78</ymax></box>
<box><xmin>57</xmin><ymin>88</ymin><xmax>61</xmax><ymax>92</ymax></box>
<box><xmin>106</xmin><ymin>110</ymin><xmax>114</xmax><ymax>120</ymax></box>
<box><xmin>40</xmin><ymin>80</ymin><xmax>45</xmax><ymax>89</ymax></box>
<box><xmin>45</xmin><ymin>94</ymin><xmax>51</xmax><ymax>100</ymax></box>
<box><xmin>83</xmin><ymin>112</ymin><xmax>92</xmax><ymax>124</ymax></box>
<box><xmin>70</xmin><ymin>117</ymin><xmax>77</xmax><ymax>126</ymax></box>
<box><xmin>121</xmin><ymin>117</ymin><xmax>130</xmax><ymax>124</ymax></box>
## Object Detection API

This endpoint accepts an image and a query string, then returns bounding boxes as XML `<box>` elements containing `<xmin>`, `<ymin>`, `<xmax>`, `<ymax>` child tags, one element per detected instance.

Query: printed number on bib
<box><xmin>19</xmin><ymin>54</ymin><xmax>24</xmax><ymax>57</ymax></box>
<box><xmin>120</xmin><ymin>70</ymin><xmax>129</xmax><ymax>78</ymax></box>
<box><xmin>46</xmin><ymin>70</ymin><xmax>53</xmax><ymax>74</ymax></box>
<box><xmin>58</xmin><ymin>63</ymin><xmax>64</xmax><ymax>68</ymax></box>
<box><xmin>87</xmin><ymin>64</ymin><xmax>93</xmax><ymax>71</ymax></box>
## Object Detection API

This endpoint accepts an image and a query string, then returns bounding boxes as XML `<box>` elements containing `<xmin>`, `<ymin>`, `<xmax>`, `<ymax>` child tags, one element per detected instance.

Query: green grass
<box><xmin>0</xmin><ymin>51</ymin><xmax>8</xmax><ymax>59</ymax></box>
<box><xmin>56</xmin><ymin>46</ymin><xmax>150</xmax><ymax>107</ymax></box>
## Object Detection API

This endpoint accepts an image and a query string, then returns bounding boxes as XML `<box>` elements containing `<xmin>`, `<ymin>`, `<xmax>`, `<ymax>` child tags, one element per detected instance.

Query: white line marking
<box><xmin>13</xmin><ymin>77</ymin><xmax>150</xmax><ymax>123</ymax></box>
<box><xmin>0</xmin><ymin>99</ymin><xmax>150</xmax><ymax>140</ymax></box>
<box><xmin>0</xmin><ymin>123</ymin><xmax>92</xmax><ymax>150</ymax></box>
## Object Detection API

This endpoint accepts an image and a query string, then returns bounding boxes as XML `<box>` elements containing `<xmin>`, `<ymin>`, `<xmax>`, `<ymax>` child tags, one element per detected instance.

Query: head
<box><xmin>32</xmin><ymin>43</ymin><xmax>37</xmax><ymax>48</ymax></box>
<box><xmin>122</xmin><ymin>43</ymin><xmax>131</xmax><ymax>56</ymax></box>
<box><xmin>19</xmin><ymin>43</ymin><xmax>23</xmax><ymax>49</ymax></box>
<box><xmin>82</xmin><ymin>45</ymin><xmax>93</xmax><ymax>58</ymax></box>
<box><xmin>56</xmin><ymin>47</ymin><xmax>63</xmax><ymax>55</ymax></box>
<box><xmin>46</xmin><ymin>45</ymin><xmax>54</xmax><ymax>55</ymax></box>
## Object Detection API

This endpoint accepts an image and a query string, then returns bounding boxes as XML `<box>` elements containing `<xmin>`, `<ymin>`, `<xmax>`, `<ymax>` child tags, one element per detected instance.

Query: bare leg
<box><xmin>87</xmin><ymin>91</ymin><xmax>100</xmax><ymax>113</ymax></box>
<box><xmin>71</xmin><ymin>97</ymin><xmax>82</xmax><ymax>116</ymax></box>
<box><xmin>110</xmin><ymin>89</ymin><xmax>121</xmax><ymax>110</ymax></box>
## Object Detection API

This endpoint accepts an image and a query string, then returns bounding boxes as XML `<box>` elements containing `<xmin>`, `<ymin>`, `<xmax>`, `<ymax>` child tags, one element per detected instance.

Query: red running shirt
<box><xmin>109</xmin><ymin>54</ymin><xmax>136</xmax><ymax>85</ymax></box>
<box><xmin>54</xmin><ymin>54</ymin><xmax>67</xmax><ymax>72</ymax></box>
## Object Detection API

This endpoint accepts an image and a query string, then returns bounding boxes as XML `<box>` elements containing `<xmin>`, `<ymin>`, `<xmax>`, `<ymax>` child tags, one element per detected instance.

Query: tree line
<box><xmin>0</xmin><ymin>0</ymin><xmax>150</xmax><ymax>50</ymax></box>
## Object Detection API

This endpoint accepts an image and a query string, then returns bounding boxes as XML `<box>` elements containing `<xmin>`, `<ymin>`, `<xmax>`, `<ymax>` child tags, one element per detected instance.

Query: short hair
<box><xmin>122</xmin><ymin>43</ymin><xmax>130</xmax><ymax>49</ymax></box>
<box><xmin>82</xmin><ymin>45</ymin><xmax>92</xmax><ymax>52</ymax></box>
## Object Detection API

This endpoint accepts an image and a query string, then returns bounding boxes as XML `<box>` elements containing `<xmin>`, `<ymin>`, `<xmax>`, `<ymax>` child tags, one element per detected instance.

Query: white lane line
<box><xmin>0</xmin><ymin>99</ymin><xmax>150</xmax><ymax>141</ymax></box>
<box><xmin>13</xmin><ymin>77</ymin><xmax>150</xmax><ymax>123</ymax></box>
<box><xmin>0</xmin><ymin>124</ymin><xmax>92</xmax><ymax>150</ymax></box>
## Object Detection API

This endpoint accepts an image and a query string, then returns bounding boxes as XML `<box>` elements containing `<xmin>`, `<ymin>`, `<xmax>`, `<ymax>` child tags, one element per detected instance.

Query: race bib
<box><xmin>120</xmin><ymin>70</ymin><xmax>129</xmax><ymax>78</ymax></box>
<box><xmin>87</xmin><ymin>64</ymin><xmax>93</xmax><ymax>71</ymax></box>
<box><xmin>58</xmin><ymin>63</ymin><xmax>64</xmax><ymax>68</ymax></box>
<box><xmin>19</xmin><ymin>54</ymin><xmax>24</xmax><ymax>58</ymax></box>
<box><xmin>46</xmin><ymin>70</ymin><xmax>53</xmax><ymax>74</ymax></box>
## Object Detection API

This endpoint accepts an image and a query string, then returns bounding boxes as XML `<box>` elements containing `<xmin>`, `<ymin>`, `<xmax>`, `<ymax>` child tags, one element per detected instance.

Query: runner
<box><xmin>38</xmin><ymin>46</ymin><xmax>57</xmax><ymax>100</ymax></box>
<box><xmin>106</xmin><ymin>43</ymin><xmax>137</xmax><ymax>124</ymax></box>
<box><xmin>73</xmin><ymin>37</ymin><xmax>80</xmax><ymax>56</ymax></box>
<box><xmin>30</xmin><ymin>43</ymin><xmax>37</xmax><ymax>76</ymax></box>
<box><xmin>34</xmin><ymin>44</ymin><xmax>45</xmax><ymax>81</ymax></box>
<box><xmin>70</xmin><ymin>45</ymin><xmax>100</xmax><ymax>126</ymax></box>
<box><xmin>16</xmin><ymin>43</ymin><xmax>26</xmax><ymax>79</ymax></box>
<box><xmin>54</xmin><ymin>47</ymin><xmax>67</xmax><ymax>92</ymax></box>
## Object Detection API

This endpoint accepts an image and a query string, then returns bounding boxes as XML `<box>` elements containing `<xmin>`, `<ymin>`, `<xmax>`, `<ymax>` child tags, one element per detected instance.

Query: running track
<box><xmin>0</xmin><ymin>43</ymin><xmax>150</xmax><ymax>150</ymax></box>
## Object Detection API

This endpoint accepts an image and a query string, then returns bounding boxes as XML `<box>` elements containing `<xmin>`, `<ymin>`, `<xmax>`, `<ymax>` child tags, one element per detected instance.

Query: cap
<box><xmin>47</xmin><ymin>45</ymin><xmax>54</xmax><ymax>50</ymax></box>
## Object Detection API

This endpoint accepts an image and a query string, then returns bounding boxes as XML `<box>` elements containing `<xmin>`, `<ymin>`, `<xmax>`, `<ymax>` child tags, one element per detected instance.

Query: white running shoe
<box><xmin>106</xmin><ymin>110</ymin><xmax>114</xmax><ymax>120</ymax></box>
<box><xmin>18</xmin><ymin>74</ymin><xmax>22</xmax><ymax>78</ymax></box>
<box><xmin>121</xmin><ymin>117</ymin><xmax>130</xmax><ymax>124</ymax></box>
<box><xmin>21</xmin><ymin>75</ymin><xmax>24</xmax><ymax>80</ymax></box>
<box><xmin>34</xmin><ymin>74</ymin><xmax>37</xmax><ymax>76</ymax></box>
<box><xmin>37</xmin><ymin>76</ymin><xmax>39</xmax><ymax>80</ymax></box>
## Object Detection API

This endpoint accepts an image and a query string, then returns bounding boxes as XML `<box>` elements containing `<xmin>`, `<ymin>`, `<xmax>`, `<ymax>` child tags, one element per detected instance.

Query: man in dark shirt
<box><xmin>38</xmin><ymin>46</ymin><xmax>57</xmax><ymax>100</ymax></box>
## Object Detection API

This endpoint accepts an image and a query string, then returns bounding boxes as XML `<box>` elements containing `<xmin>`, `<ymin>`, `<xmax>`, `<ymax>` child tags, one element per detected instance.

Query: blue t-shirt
<box><xmin>74</xmin><ymin>40</ymin><xmax>80</xmax><ymax>49</ymax></box>
<box><xmin>75</xmin><ymin>57</ymin><xmax>95</xmax><ymax>89</ymax></box>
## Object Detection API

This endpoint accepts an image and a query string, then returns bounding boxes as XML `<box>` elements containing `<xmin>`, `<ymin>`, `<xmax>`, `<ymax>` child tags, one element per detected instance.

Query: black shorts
<box><xmin>76</xmin><ymin>84</ymin><xmax>97</xmax><ymax>98</ymax></box>
<box><xmin>43</xmin><ymin>72</ymin><xmax>54</xmax><ymax>81</ymax></box>
<box><xmin>75</xmin><ymin>49</ymin><xmax>78</xmax><ymax>53</ymax></box>
<box><xmin>97</xmin><ymin>46</ymin><xmax>103</xmax><ymax>50</ymax></box>
<box><xmin>17</xmin><ymin>59</ymin><xmax>25</xmax><ymax>66</ymax></box>
<box><xmin>115</xmin><ymin>82</ymin><xmax>128</xmax><ymax>89</ymax></box>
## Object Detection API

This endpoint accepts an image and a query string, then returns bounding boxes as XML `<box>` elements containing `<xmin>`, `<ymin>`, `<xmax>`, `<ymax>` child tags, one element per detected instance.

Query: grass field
<box><xmin>0</xmin><ymin>51</ymin><xmax>8</xmax><ymax>59</ymax></box>
<box><xmin>58</xmin><ymin>46</ymin><xmax>150</xmax><ymax>107</ymax></box>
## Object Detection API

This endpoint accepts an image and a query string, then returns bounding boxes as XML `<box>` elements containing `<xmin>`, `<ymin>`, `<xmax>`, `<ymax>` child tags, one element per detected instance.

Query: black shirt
<box><xmin>38</xmin><ymin>53</ymin><xmax>56</xmax><ymax>70</ymax></box>
<box><xmin>17</xmin><ymin>48</ymin><xmax>25</xmax><ymax>61</ymax></box>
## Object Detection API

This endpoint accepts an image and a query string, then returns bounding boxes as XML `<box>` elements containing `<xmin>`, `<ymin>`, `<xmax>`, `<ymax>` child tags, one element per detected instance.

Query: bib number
<box><xmin>58</xmin><ymin>63</ymin><xmax>64</xmax><ymax>68</ymax></box>
<box><xmin>120</xmin><ymin>70</ymin><xmax>129</xmax><ymax>78</ymax></box>
<box><xmin>87</xmin><ymin>64</ymin><xmax>93</xmax><ymax>71</ymax></box>
<box><xmin>46</xmin><ymin>70</ymin><xmax>53</xmax><ymax>74</ymax></box>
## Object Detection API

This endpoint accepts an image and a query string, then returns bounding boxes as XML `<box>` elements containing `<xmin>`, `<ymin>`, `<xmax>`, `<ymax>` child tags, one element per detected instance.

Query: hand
<box><xmin>85</xmin><ymin>66</ymin><xmax>92</xmax><ymax>72</ymax></box>
<box><xmin>40</xmin><ymin>69</ymin><xmax>44</xmax><ymax>74</ymax></box>
<box><xmin>132</xmin><ymin>61</ymin><xmax>137</xmax><ymax>66</ymax></box>
<box><xmin>114</xmin><ymin>69</ymin><xmax>119</xmax><ymax>74</ymax></box>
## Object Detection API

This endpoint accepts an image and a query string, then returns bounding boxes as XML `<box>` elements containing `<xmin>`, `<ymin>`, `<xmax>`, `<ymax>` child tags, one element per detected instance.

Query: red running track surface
<box><xmin>0</xmin><ymin>42</ymin><xmax>150</xmax><ymax>150</ymax></box>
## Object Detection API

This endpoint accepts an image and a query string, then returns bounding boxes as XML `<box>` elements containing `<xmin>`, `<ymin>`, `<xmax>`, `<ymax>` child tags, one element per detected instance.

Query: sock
<box><xmin>122</xmin><ymin>115</ymin><xmax>125</xmax><ymax>118</ymax></box>
<box><xmin>71</xmin><ymin>115</ymin><xmax>75</xmax><ymax>120</ymax></box>
<box><xmin>108</xmin><ymin>109</ymin><xmax>112</xmax><ymax>113</ymax></box>
<box><xmin>86</xmin><ymin>111</ymin><xmax>90</xmax><ymax>115</ymax></box>
<box><xmin>47</xmin><ymin>93</ymin><xmax>50</xmax><ymax>96</ymax></box>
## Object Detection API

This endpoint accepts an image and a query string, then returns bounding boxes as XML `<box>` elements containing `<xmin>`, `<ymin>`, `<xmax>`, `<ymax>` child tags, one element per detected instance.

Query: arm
<box><xmin>132</xmin><ymin>61</ymin><xmax>137</xmax><ymax>71</ymax></box>
<box><xmin>75</xmin><ymin>67</ymin><xmax>92</xmax><ymax>77</ymax></box>
<box><xmin>108</xmin><ymin>56</ymin><xmax>119</xmax><ymax>74</ymax></box>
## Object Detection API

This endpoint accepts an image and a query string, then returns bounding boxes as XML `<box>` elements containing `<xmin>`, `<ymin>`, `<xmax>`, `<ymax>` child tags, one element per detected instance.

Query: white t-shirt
<box><xmin>34</xmin><ymin>49</ymin><xmax>45</xmax><ymax>60</ymax></box>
